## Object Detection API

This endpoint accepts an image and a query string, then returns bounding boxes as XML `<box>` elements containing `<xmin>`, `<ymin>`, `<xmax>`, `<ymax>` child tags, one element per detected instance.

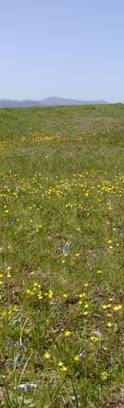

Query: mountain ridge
<box><xmin>0</xmin><ymin>96</ymin><xmax>108</xmax><ymax>108</ymax></box>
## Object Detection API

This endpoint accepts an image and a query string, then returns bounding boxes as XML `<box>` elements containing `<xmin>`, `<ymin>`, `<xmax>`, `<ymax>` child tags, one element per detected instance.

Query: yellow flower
<box><xmin>102</xmin><ymin>304</ymin><xmax>111</xmax><ymax>310</ymax></box>
<box><xmin>26</xmin><ymin>289</ymin><xmax>31</xmax><ymax>295</ymax></box>
<box><xmin>2</xmin><ymin>310</ymin><xmax>8</xmax><ymax>317</ymax></box>
<box><xmin>38</xmin><ymin>293</ymin><xmax>43</xmax><ymax>300</ymax></box>
<box><xmin>44</xmin><ymin>352</ymin><xmax>50</xmax><ymax>359</ymax></box>
<box><xmin>7</xmin><ymin>272</ymin><xmax>11</xmax><ymax>278</ymax></box>
<box><xmin>101</xmin><ymin>371</ymin><xmax>109</xmax><ymax>381</ymax></box>
<box><xmin>74</xmin><ymin>355</ymin><xmax>80</xmax><ymax>362</ymax></box>
<box><xmin>79</xmin><ymin>292</ymin><xmax>86</xmax><ymax>299</ymax></box>
<box><xmin>58</xmin><ymin>361</ymin><xmax>63</xmax><ymax>367</ymax></box>
<box><xmin>113</xmin><ymin>304</ymin><xmax>122</xmax><ymax>312</ymax></box>
<box><xmin>106</xmin><ymin>322</ymin><xmax>112</xmax><ymax>328</ymax></box>
<box><xmin>84</xmin><ymin>303</ymin><xmax>89</xmax><ymax>309</ymax></box>
<box><xmin>63</xmin><ymin>294</ymin><xmax>67</xmax><ymax>299</ymax></box>
<box><xmin>12</xmin><ymin>305</ymin><xmax>18</xmax><ymax>312</ymax></box>
<box><xmin>48</xmin><ymin>290</ymin><xmax>53</xmax><ymax>299</ymax></box>
<box><xmin>90</xmin><ymin>336</ymin><xmax>99</xmax><ymax>342</ymax></box>
<box><xmin>83</xmin><ymin>311</ymin><xmax>88</xmax><ymax>316</ymax></box>
<box><xmin>61</xmin><ymin>365</ymin><xmax>67</xmax><ymax>372</ymax></box>
<box><xmin>64</xmin><ymin>330</ymin><xmax>71</xmax><ymax>337</ymax></box>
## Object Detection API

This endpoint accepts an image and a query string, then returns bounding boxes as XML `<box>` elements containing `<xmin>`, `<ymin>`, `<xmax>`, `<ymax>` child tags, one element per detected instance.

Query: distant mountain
<box><xmin>0</xmin><ymin>97</ymin><xmax>107</xmax><ymax>108</ymax></box>
<box><xmin>41</xmin><ymin>97</ymin><xmax>107</xmax><ymax>106</ymax></box>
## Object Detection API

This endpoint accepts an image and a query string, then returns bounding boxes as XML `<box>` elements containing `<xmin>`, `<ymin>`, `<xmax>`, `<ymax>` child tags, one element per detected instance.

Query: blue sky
<box><xmin>0</xmin><ymin>0</ymin><xmax>124</xmax><ymax>101</ymax></box>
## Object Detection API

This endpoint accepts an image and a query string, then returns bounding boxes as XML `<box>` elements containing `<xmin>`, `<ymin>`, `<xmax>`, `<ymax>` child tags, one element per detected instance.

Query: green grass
<box><xmin>0</xmin><ymin>104</ymin><xmax>124</xmax><ymax>407</ymax></box>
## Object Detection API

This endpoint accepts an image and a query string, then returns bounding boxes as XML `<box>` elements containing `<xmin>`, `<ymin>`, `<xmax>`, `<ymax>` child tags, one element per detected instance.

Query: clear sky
<box><xmin>0</xmin><ymin>0</ymin><xmax>124</xmax><ymax>102</ymax></box>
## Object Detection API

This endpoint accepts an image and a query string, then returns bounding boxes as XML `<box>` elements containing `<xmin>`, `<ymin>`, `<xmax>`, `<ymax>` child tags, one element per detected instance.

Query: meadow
<box><xmin>0</xmin><ymin>104</ymin><xmax>124</xmax><ymax>407</ymax></box>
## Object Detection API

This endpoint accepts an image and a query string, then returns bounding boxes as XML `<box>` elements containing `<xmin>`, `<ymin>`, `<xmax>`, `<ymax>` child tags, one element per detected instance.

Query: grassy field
<box><xmin>0</xmin><ymin>104</ymin><xmax>124</xmax><ymax>407</ymax></box>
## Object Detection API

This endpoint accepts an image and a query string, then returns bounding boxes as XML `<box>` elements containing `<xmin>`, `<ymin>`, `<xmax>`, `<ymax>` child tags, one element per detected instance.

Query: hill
<box><xmin>0</xmin><ymin>96</ymin><xmax>107</xmax><ymax>108</ymax></box>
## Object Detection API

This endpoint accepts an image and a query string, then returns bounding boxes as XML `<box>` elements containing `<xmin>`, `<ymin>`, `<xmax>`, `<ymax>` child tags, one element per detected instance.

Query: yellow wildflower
<box><xmin>101</xmin><ymin>371</ymin><xmax>109</xmax><ymax>381</ymax></box>
<box><xmin>84</xmin><ymin>303</ymin><xmax>89</xmax><ymax>309</ymax></box>
<box><xmin>63</xmin><ymin>294</ymin><xmax>67</xmax><ymax>299</ymax></box>
<box><xmin>74</xmin><ymin>355</ymin><xmax>80</xmax><ymax>362</ymax></box>
<box><xmin>38</xmin><ymin>293</ymin><xmax>43</xmax><ymax>300</ymax></box>
<box><xmin>83</xmin><ymin>311</ymin><xmax>88</xmax><ymax>316</ymax></box>
<box><xmin>79</xmin><ymin>292</ymin><xmax>86</xmax><ymax>299</ymax></box>
<box><xmin>48</xmin><ymin>290</ymin><xmax>53</xmax><ymax>299</ymax></box>
<box><xmin>44</xmin><ymin>352</ymin><xmax>50</xmax><ymax>359</ymax></box>
<box><xmin>58</xmin><ymin>361</ymin><xmax>63</xmax><ymax>367</ymax></box>
<box><xmin>61</xmin><ymin>365</ymin><xmax>67</xmax><ymax>372</ymax></box>
<box><xmin>64</xmin><ymin>330</ymin><xmax>71</xmax><ymax>337</ymax></box>
<box><xmin>7</xmin><ymin>272</ymin><xmax>11</xmax><ymax>278</ymax></box>
<box><xmin>90</xmin><ymin>336</ymin><xmax>100</xmax><ymax>342</ymax></box>
<box><xmin>102</xmin><ymin>304</ymin><xmax>111</xmax><ymax>310</ymax></box>
<box><xmin>106</xmin><ymin>322</ymin><xmax>112</xmax><ymax>328</ymax></box>
<box><xmin>113</xmin><ymin>304</ymin><xmax>122</xmax><ymax>312</ymax></box>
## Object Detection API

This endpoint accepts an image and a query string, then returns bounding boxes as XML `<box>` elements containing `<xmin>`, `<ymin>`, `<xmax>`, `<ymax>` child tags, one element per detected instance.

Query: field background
<box><xmin>0</xmin><ymin>105</ymin><xmax>124</xmax><ymax>407</ymax></box>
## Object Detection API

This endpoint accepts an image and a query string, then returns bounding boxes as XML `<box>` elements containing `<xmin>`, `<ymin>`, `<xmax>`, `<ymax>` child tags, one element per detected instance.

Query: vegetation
<box><xmin>0</xmin><ymin>104</ymin><xmax>124</xmax><ymax>407</ymax></box>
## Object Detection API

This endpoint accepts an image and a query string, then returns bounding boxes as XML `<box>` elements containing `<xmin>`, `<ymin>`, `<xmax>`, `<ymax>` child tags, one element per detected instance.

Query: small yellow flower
<box><xmin>79</xmin><ymin>292</ymin><xmax>86</xmax><ymax>299</ymax></box>
<box><xmin>7</xmin><ymin>266</ymin><xmax>11</xmax><ymax>271</ymax></box>
<box><xmin>101</xmin><ymin>371</ymin><xmax>109</xmax><ymax>381</ymax></box>
<box><xmin>44</xmin><ymin>352</ymin><xmax>51</xmax><ymax>359</ymax></box>
<box><xmin>102</xmin><ymin>304</ymin><xmax>111</xmax><ymax>310</ymax></box>
<box><xmin>12</xmin><ymin>305</ymin><xmax>18</xmax><ymax>312</ymax></box>
<box><xmin>48</xmin><ymin>290</ymin><xmax>53</xmax><ymax>299</ymax></box>
<box><xmin>90</xmin><ymin>336</ymin><xmax>99</xmax><ymax>342</ymax></box>
<box><xmin>7</xmin><ymin>273</ymin><xmax>11</xmax><ymax>278</ymax></box>
<box><xmin>83</xmin><ymin>311</ymin><xmax>88</xmax><ymax>316</ymax></box>
<box><xmin>97</xmin><ymin>270</ymin><xmax>101</xmax><ymax>274</ymax></box>
<box><xmin>106</xmin><ymin>322</ymin><xmax>112</xmax><ymax>328</ymax></box>
<box><xmin>113</xmin><ymin>304</ymin><xmax>122</xmax><ymax>312</ymax></box>
<box><xmin>61</xmin><ymin>365</ymin><xmax>67</xmax><ymax>372</ymax></box>
<box><xmin>63</xmin><ymin>294</ymin><xmax>67</xmax><ymax>299</ymax></box>
<box><xmin>74</xmin><ymin>355</ymin><xmax>80</xmax><ymax>362</ymax></box>
<box><xmin>64</xmin><ymin>330</ymin><xmax>71</xmax><ymax>337</ymax></box>
<box><xmin>2</xmin><ymin>310</ymin><xmax>8</xmax><ymax>317</ymax></box>
<box><xmin>38</xmin><ymin>293</ymin><xmax>43</xmax><ymax>300</ymax></box>
<box><xmin>84</xmin><ymin>303</ymin><xmax>89</xmax><ymax>309</ymax></box>
<box><xmin>26</xmin><ymin>288</ymin><xmax>31</xmax><ymax>295</ymax></box>
<box><xmin>58</xmin><ymin>361</ymin><xmax>63</xmax><ymax>367</ymax></box>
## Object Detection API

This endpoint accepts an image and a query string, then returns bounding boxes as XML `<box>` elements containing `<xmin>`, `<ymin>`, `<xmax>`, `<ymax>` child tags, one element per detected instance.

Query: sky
<box><xmin>0</xmin><ymin>0</ymin><xmax>124</xmax><ymax>102</ymax></box>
